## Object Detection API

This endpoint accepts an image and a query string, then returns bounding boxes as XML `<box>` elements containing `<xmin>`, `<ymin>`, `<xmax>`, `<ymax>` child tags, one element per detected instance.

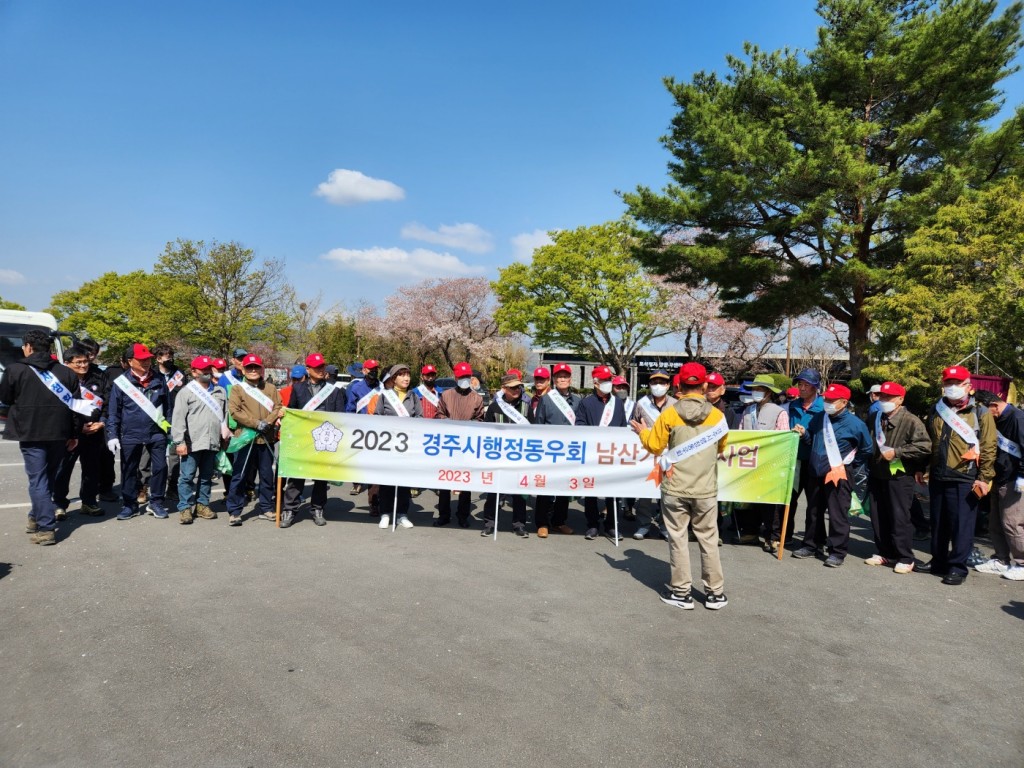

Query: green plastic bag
<box><xmin>226</xmin><ymin>427</ymin><xmax>257</xmax><ymax>454</ymax></box>
<box><xmin>215</xmin><ymin>449</ymin><xmax>233</xmax><ymax>475</ymax></box>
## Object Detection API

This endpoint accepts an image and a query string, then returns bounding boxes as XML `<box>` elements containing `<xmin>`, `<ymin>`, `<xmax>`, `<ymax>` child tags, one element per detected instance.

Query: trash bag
<box><xmin>226</xmin><ymin>427</ymin><xmax>257</xmax><ymax>454</ymax></box>
<box><xmin>215</xmin><ymin>449</ymin><xmax>233</xmax><ymax>475</ymax></box>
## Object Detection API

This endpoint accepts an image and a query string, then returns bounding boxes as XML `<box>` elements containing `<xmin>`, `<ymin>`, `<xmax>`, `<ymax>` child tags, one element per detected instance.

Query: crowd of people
<box><xmin>2</xmin><ymin>330</ymin><xmax>1022</xmax><ymax>610</ymax></box>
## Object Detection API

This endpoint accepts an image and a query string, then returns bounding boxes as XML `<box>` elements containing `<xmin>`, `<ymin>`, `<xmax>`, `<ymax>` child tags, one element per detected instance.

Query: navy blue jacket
<box><xmin>994</xmin><ymin>403</ymin><xmax>1024</xmax><ymax>484</ymax></box>
<box><xmin>533</xmin><ymin>390</ymin><xmax>583</xmax><ymax>426</ymax></box>
<box><xmin>575</xmin><ymin>392</ymin><xmax>628</xmax><ymax>427</ymax></box>
<box><xmin>105</xmin><ymin>370</ymin><xmax>171</xmax><ymax>445</ymax></box>
<box><xmin>289</xmin><ymin>380</ymin><xmax>347</xmax><ymax>413</ymax></box>
<box><xmin>802</xmin><ymin>408</ymin><xmax>872</xmax><ymax>478</ymax></box>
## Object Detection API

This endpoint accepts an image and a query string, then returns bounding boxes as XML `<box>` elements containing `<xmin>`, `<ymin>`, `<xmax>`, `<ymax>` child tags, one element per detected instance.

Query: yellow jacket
<box><xmin>639</xmin><ymin>394</ymin><xmax>727</xmax><ymax>499</ymax></box>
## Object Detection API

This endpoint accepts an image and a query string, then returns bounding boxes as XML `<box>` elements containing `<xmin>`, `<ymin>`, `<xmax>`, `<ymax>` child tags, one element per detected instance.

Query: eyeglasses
<box><xmin>68</xmin><ymin>359</ymin><xmax>89</xmax><ymax>366</ymax></box>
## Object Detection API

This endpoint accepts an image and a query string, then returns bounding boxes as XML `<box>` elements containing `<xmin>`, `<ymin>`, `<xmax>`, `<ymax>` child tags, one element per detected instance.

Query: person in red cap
<box><xmin>864</xmin><ymin>381</ymin><xmax>931</xmax><ymax>573</ymax></box>
<box><xmin>919</xmin><ymin>366</ymin><xmax>997</xmax><ymax>584</ymax></box>
<box><xmin>529</xmin><ymin>366</ymin><xmax>551</xmax><ymax>420</ymax></box>
<box><xmin>575</xmin><ymin>365</ymin><xmax>629</xmax><ymax>541</ymax></box>
<box><xmin>171</xmin><ymin>355</ymin><xmax>229</xmax><ymax>524</ymax></box>
<box><xmin>791</xmin><ymin>382</ymin><xmax>872</xmax><ymax>567</ymax></box>
<box><xmin>279</xmin><ymin>353</ymin><xmax>348</xmax><ymax>528</ymax></box>
<box><xmin>105</xmin><ymin>343</ymin><xmax>173</xmax><ymax>521</ymax></box>
<box><xmin>345</xmin><ymin>359</ymin><xmax>382</xmax><ymax>415</ymax></box>
<box><xmin>434</xmin><ymin>362</ymin><xmax>485</xmax><ymax>527</ymax></box>
<box><xmin>533</xmin><ymin>363</ymin><xmax>580</xmax><ymax>535</ymax></box>
<box><xmin>226</xmin><ymin>353</ymin><xmax>283</xmax><ymax>526</ymax></box>
<box><xmin>629</xmin><ymin>369</ymin><xmax>676</xmax><ymax>539</ymax></box>
<box><xmin>632</xmin><ymin>361</ymin><xmax>730</xmax><ymax>609</ymax></box>
<box><xmin>414</xmin><ymin>364</ymin><xmax>443</xmax><ymax>418</ymax></box>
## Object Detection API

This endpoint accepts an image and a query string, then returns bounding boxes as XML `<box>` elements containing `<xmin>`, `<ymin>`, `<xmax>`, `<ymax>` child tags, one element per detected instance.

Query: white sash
<box><xmin>637</xmin><ymin>395</ymin><xmax>661</xmax><ymax>425</ymax></box>
<box><xmin>623</xmin><ymin>398</ymin><xmax>634</xmax><ymax>422</ymax></box>
<box><xmin>936</xmin><ymin>400</ymin><xmax>979</xmax><ymax>446</ymax></box>
<box><xmin>113</xmin><ymin>375</ymin><xmax>170</xmax><ymax>432</ymax></box>
<box><xmin>662</xmin><ymin>420</ymin><xmax>729</xmax><ymax>464</ymax></box>
<box><xmin>166</xmin><ymin>370</ymin><xmax>184</xmax><ymax>391</ymax></box>
<box><xmin>874</xmin><ymin>412</ymin><xmax>888</xmax><ymax>450</ymax></box>
<box><xmin>238</xmin><ymin>381</ymin><xmax>275</xmax><ymax>412</ymax></box>
<box><xmin>546</xmin><ymin>390</ymin><xmax>576</xmax><ymax>424</ymax></box>
<box><xmin>80</xmin><ymin>385</ymin><xmax>103</xmax><ymax>411</ymax></box>
<box><xmin>496</xmin><ymin>396</ymin><xmax>528</xmax><ymax>424</ymax></box>
<box><xmin>416</xmin><ymin>385</ymin><xmax>439</xmax><ymax>408</ymax></box>
<box><xmin>997</xmin><ymin>432</ymin><xmax>1023</xmax><ymax>459</ymax></box>
<box><xmin>302</xmin><ymin>382</ymin><xmax>337</xmax><ymax>412</ymax></box>
<box><xmin>356</xmin><ymin>384</ymin><xmax>382</xmax><ymax>413</ymax></box>
<box><xmin>185</xmin><ymin>380</ymin><xmax>226</xmax><ymax>424</ymax></box>
<box><xmin>31</xmin><ymin>368</ymin><xmax>96</xmax><ymax>417</ymax></box>
<box><xmin>381</xmin><ymin>388</ymin><xmax>410</xmax><ymax>417</ymax></box>
<box><xmin>823</xmin><ymin>415</ymin><xmax>855</xmax><ymax>467</ymax></box>
<box><xmin>599</xmin><ymin>397</ymin><xmax>616</xmax><ymax>427</ymax></box>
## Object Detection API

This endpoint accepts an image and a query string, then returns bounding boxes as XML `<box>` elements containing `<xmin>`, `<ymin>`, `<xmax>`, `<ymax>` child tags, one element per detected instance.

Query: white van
<box><xmin>0</xmin><ymin>310</ymin><xmax>71</xmax><ymax>377</ymax></box>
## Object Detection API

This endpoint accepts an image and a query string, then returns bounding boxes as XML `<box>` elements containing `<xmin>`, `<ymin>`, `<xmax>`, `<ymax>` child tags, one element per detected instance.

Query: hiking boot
<box><xmin>279</xmin><ymin>511</ymin><xmax>294</xmax><ymax>529</ymax></box>
<box><xmin>25</xmin><ymin>517</ymin><xmax>38</xmax><ymax>534</ymax></box>
<box><xmin>137</xmin><ymin>488</ymin><xmax>148</xmax><ymax>505</ymax></box>
<box><xmin>80</xmin><ymin>503</ymin><xmax>103</xmax><ymax>516</ymax></box>
<box><xmin>55</xmin><ymin>507</ymin><xmax>68</xmax><ymax>521</ymax></box>
<box><xmin>179</xmin><ymin>508</ymin><xmax>193</xmax><ymax>525</ymax></box>
<box><xmin>30</xmin><ymin>530</ymin><xmax>56</xmax><ymax>546</ymax></box>
<box><xmin>195</xmin><ymin>504</ymin><xmax>217</xmax><ymax>520</ymax></box>
<box><xmin>311</xmin><ymin>507</ymin><xmax>326</xmax><ymax>526</ymax></box>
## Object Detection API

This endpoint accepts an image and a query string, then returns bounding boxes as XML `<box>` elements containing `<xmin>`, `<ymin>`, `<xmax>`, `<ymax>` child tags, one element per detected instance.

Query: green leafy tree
<box><xmin>869</xmin><ymin>176</ymin><xmax>1024</xmax><ymax>384</ymax></box>
<box><xmin>492</xmin><ymin>220</ymin><xmax>687</xmax><ymax>373</ymax></box>
<box><xmin>0</xmin><ymin>296</ymin><xmax>26</xmax><ymax>310</ymax></box>
<box><xmin>624</xmin><ymin>0</ymin><xmax>1024</xmax><ymax>377</ymax></box>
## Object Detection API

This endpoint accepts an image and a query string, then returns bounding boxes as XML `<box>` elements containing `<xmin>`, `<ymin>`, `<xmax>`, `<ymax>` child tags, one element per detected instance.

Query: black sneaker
<box><xmin>660</xmin><ymin>590</ymin><xmax>694</xmax><ymax>609</ymax></box>
<box><xmin>792</xmin><ymin>546</ymin><xmax>817</xmax><ymax>559</ymax></box>
<box><xmin>584</xmin><ymin>527</ymin><xmax>599</xmax><ymax>540</ymax></box>
<box><xmin>705</xmin><ymin>593</ymin><xmax>728</xmax><ymax>610</ymax></box>
<box><xmin>512</xmin><ymin>523</ymin><xmax>529</xmax><ymax>538</ymax></box>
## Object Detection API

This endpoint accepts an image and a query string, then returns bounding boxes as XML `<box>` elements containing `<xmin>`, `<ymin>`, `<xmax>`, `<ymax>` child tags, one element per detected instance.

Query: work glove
<box><xmin>107</xmin><ymin>438</ymin><xmax>120</xmax><ymax>454</ymax></box>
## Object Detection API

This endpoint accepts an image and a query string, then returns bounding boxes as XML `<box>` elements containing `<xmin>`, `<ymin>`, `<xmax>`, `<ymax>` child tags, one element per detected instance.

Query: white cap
<box><xmin>869</xmin><ymin>384</ymin><xmax>882</xmax><ymax>394</ymax></box>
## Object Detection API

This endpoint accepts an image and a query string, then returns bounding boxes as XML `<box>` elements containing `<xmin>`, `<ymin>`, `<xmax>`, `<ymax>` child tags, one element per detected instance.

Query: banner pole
<box><xmin>777</xmin><ymin>504</ymin><xmax>791</xmax><ymax>561</ymax></box>
<box><xmin>392</xmin><ymin>488</ymin><xmax>398</xmax><ymax>532</ymax></box>
<box><xmin>494</xmin><ymin>492</ymin><xmax>500</xmax><ymax>541</ymax></box>
<box><xmin>275</xmin><ymin>475</ymin><xmax>282</xmax><ymax>528</ymax></box>
<box><xmin>613</xmin><ymin>498</ymin><xmax>619</xmax><ymax>548</ymax></box>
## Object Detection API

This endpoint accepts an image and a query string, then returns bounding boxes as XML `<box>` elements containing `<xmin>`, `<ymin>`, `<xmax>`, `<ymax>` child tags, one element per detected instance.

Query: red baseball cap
<box><xmin>942</xmin><ymin>366</ymin><xmax>970</xmax><ymax>382</ymax></box>
<box><xmin>190</xmin><ymin>355</ymin><xmax>213</xmax><ymax>369</ymax></box>
<box><xmin>130</xmin><ymin>343</ymin><xmax>154</xmax><ymax>360</ymax></box>
<box><xmin>592</xmin><ymin>365</ymin><xmax>613</xmax><ymax>381</ymax></box>
<box><xmin>678</xmin><ymin>362</ymin><xmax>707</xmax><ymax>385</ymax></box>
<box><xmin>879</xmin><ymin>381</ymin><xmax>906</xmax><ymax>397</ymax></box>
<box><xmin>242</xmin><ymin>354</ymin><xmax>263</xmax><ymax>368</ymax></box>
<box><xmin>212</xmin><ymin>358</ymin><xmax>227</xmax><ymax>370</ymax></box>
<box><xmin>363</xmin><ymin>359</ymin><xmax>380</xmax><ymax>370</ymax></box>
<box><xmin>706</xmin><ymin>372</ymin><xmax>725</xmax><ymax>387</ymax></box>
<box><xmin>824</xmin><ymin>383</ymin><xmax>851</xmax><ymax>400</ymax></box>
<box><xmin>533</xmin><ymin>366</ymin><xmax>550</xmax><ymax>379</ymax></box>
<box><xmin>506</xmin><ymin>368</ymin><xmax>523</xmax><ymax>378</ymax></box>
<box><xmin>305</xmin><ymin>353</ymin><xmax>326</xmax><ymax>368</ymax></box>
<box><xmin>453</xmin><ymin>362</ymin><xmax>473</xmax><ymax>378</ymax></box>
<box><xmin>612</xmin><ymin>375</ymin><xmax>627</xmax><ymax>386</ymax></box>
<box><xmin>552</xmin><ymin>363</ymin><xmax>572</xmax><ymax>375</ymax></box>
<box><xmin>421</xmin><ymin>364</ymin><xmax>437</xmax><ymax>375</ymax></box>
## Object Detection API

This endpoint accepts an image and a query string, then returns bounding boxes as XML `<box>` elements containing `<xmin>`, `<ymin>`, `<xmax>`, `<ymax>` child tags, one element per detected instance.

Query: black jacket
<box><xmin>0</xmin><ymin>352</ymin><xmax>80</xmax><ymax>441</ymax></box>
<box><xmin>289</xmin><ymin>380</ymin><xmax>348</xmax><ymax>413</ymax></box>
<box><xmin>994</xmin><ymin>404</ymin><xmax>1024</xmax><ymax>485</ymax></box>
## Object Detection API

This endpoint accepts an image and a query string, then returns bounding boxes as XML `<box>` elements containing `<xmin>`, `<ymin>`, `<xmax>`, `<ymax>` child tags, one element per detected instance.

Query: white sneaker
<box><xmin>633</xmin><ymin>526</ymin><xmax>649</xmax><ymax>540</ymax></box>
<box><xmin>378</xmin><ymin>514</ymin><xmax>390</xmax><ymax>529</ymax></box>
<box><xmin>397</xmin><ymin>515</ymin><xmax>414</xmax><ymax>529</ymax></box>
<box><xmin>974</xmin><ymin>557</ymin><xmax>1009</xmax><ymax>574</ymax></box>
<box><xmin>1002</xmin><ymin>564</ymin><xmax>1024</xmax><ymax>581</ymax></box>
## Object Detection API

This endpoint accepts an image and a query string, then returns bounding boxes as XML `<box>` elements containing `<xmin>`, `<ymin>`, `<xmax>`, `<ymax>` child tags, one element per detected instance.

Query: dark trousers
<box><xmin>929</xmin><ymin>479</ymin><xmax>979</xmax><ymax>576</ymax></box>
<box><xmin>120</xmin><ymin>438</ymin><xmax>168</xmax><ymax>512</ymax></box>
<box><xmin>437</xmin><ymin>489</ymin><xmax>472</xmax><ymax>522</ymax></box>
<box><xmin>792</xmin><ymin>458</ymin><xmax>815</xmax><ymax>542</ymax></box>
<box><xmin>283</xmin><ymin>477</ymin><xmax>328</xmax><ymax>512</ymax></box>
<box><xmin>52</xmin><ymin>434</ymin><xmax>103</xmax><ymax>507</ymax></box>
<box><xmin>868</xmin><ymin>474</ymin><xmax>916</xmax><ymax>563</ymax></box>
<box><xmin>736</xmin><ymin>503</ymin><xmax>774</xmax><ymax>539</ymax></box>
<box><xmin>21</xmin><ymin>441</ymin><xmax>66</xmax><ymax>531</ymax></box>
<box><xmin>227</xmin><ymin>442</ymin><xmax>275</xmax><ymax>515</ymax></box>
<box><xmin>534</xmin><ymin>495</ymin><xmax>568</xmax><ymax>528</ymax></box>
<box><xmin>584</xmin><ymin>497</ymin><xmax>616</xmax><ymax>528</ymax></box>
<box><xmin>379</xmin><ymin>485</ymin><xmax>411</xmax><ymax>518</ymax></box>
<box><xmin>803</xmin><ymin>475</ymin><xmax>852</xmax><ymax>558</ymax></box>
<box><xmin>483</xmin><ymin>493</ymin><xmax>526</xmax><ymax>524</ymax></box>
<box><xmin>98</xmin><ymin>441</ymin><xmax>116</xmax><ymax>492</ymax></box>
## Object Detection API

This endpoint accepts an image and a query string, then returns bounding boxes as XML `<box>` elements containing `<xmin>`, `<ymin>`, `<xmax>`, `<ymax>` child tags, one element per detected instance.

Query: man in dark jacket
<box><xmin>280</xmin><ymin>352</ymin><xmax>348</xmax><ymax>528</ymax></box>
<box><xmin>480</xmin><ymin>373</ymin><xmax>531</xmax><ymax>538</ymax></box>
<box><xmin>105</xmin><ymin>343</ymin><xmax>172</xmax><ymax>521</ymax></box>
<box><xmin>972</xmin><ymin>389</ymin><xmax>1024</xmax><ymax>580</ymax></box>
<box><xmin>575</xmin><ymin>365</ymin><xmax>628</xmax><ymax>541</ymax></box>
<box><xmin>532</xmin><ymin>362</ymin><xmax>581</xmax><ymax>536</ymax></box>
<box><xmin>865</xmin><ymin>381</ymin><xmax>931</xmax><ymax>573</ymax></box>
<box><xmin>0</xmin><ymin>329</ymin><xmax>80</xmax><ymax>545</ymax></box>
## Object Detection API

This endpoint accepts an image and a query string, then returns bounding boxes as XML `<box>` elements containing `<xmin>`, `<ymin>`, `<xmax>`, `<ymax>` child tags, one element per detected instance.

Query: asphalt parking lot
<box><xmin>1</xmin><ymin>437</ymin><xmax>1022</xmax><ymax>768</ymax></box>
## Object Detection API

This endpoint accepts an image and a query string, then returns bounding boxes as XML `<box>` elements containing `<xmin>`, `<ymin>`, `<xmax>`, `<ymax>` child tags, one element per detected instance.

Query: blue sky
<box><xmin>2</xmin><ymin>1</ymin><xmax>1023</xmax><ymax>316</ymax></box>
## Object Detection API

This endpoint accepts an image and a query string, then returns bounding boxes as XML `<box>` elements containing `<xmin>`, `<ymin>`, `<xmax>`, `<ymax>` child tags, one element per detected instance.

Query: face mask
<box><xmin>879</xmin><ymin>400</ymin><xmax>897</xmax><ymax>414</ymax></box>
<box><xmin>750</xmin><ymin>391</ymin><xmax>766</xmax><ymax>403</ymax></box>
<box><xmin>614</xmin><ymin>389</ymin><xmax>627</xmax><ymax>399</ymax></box>
<box><xmin>823</xmin><ymin>402</ymin><xmax>839</xmax><ymax>416</ymax></box>
<box><xmin>944</xmin><ymin>385</ymin><xmax>966</xmax><ymax>401</ymax></box>
<box><xmin>650</xmin><ymin>384</ymin><xmax>669</xmax><ymax>398</ymax></box>
<box><xmin>740</xmin><ymin>395</ymin><xmax>752</xmax><ymax>404</ymax></box>
<box><xmin>597</xmin><ymin>381</ymin><xmax>612</xmax><ymax>395</ymax></box>
<box><xmin>197</xmin><ymin>373</ymin><xmax>212</xmax><ymax>384</ymax></box>
<box><xmin>457</xmin><ymin>377</ymin><xmax>472</xmax><ymax>389</ymax></box>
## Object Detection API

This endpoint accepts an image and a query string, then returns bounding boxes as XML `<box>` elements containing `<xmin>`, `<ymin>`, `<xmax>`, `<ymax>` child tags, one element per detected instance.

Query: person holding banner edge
<box><xmin>632</xmin><ymin>362</ymin><xmax>729</xmax><ymax>610</ymax></box>
<box><xmin>280</xmin><ymin>352</ymin><xmax>348</xmax><ymax>528</ymax></box>
<box><xmin>533</xmin><ymin>363</ymin><xmax>582</xmax><ymax>536</ymax></box>
<box><xmin>787</xmin><ymin>369</ymin><xmax>825</xmax><ymax>549</ymax></box>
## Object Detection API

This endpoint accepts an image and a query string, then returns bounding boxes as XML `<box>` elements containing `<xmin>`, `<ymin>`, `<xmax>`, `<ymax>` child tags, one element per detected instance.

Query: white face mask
<box><xmin>740</xmin><ymin>395</ymin><xmax>752</xmax><ymax>404</ymax></box>
<box><xmin>650</xmin><ymin>384</ymin><xmax>669</xmax><ymax>398</ymax></box>
<box><xmin>597</xmin><ymin>381</ymin><xmax>612</xmax><ymax>395</ymax></box>
<box><xmin>750</xmin><ymin>391</ymin><xmax>766</xmax><ymax>403</ymax></box>
<box><xmin>457</xmin><ymin>377</ymin><xmax>472</xmax><ymax>390</ymax></box>
<box><xmin>823</xmin><ymin>402</ymin><xmax>839</xmax><ymax>416</ymax></box>
<box><xmin>879</xmin><ymin>400</ymin><xmax>898</xmax><ymax>414</ymax></box>
<box><xmin>944</xmin><ymin>385</ymin><xmax>967</xmax><ymax>401</ymax></box>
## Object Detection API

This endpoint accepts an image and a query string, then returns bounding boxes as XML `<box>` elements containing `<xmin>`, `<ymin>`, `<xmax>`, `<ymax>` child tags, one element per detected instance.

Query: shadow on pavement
<box><xmin>0</xmin><ymin>562</ymin><xmax>11</xmax><ymax>581</ymax></box>
<box><xmin>598</xmin><ymin>547</ymin><xmax>666</xmax><ymax>595</ymax></box>
<box><xmin>1002</xmin><ymin>600</ymin><xmax>1024</xmax><ymax>621</ymax></box>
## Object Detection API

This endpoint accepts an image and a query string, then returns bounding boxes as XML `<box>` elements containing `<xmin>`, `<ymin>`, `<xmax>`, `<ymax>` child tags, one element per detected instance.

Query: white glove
<box><xmin>107</xmin><ymin>438</ymin><xmax>120</xmax><ymax>454</ymax></box>
<box><xmin>1016</xmin><ymin>476</ymin><xmax>1024</xmax><ymax>494</ymax></box>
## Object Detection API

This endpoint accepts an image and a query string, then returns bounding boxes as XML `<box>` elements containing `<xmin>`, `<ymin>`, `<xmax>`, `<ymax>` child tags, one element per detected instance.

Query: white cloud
<box><xmin>321</xmin><ymin>246</ymin><xmax>486</xmax><ymax>281</ymax></box>
<box><xmin>0</xmin><ymin>269</ymin><xmax>26</xmax><ymax>285</ymax></box>
<box><xmin>510</xmin><ymin>230</ymin><xmax>552</xmax><ymax>262</ymax></box>
<box><xmin>314</xmin><ymin>169</ymin><xmax>405</xmax><ymax>206</ymax></box>
<box><xmin>400</xmin><ymin>222</ymin><xmax>494</xmax><ymax>254</ymax></box>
